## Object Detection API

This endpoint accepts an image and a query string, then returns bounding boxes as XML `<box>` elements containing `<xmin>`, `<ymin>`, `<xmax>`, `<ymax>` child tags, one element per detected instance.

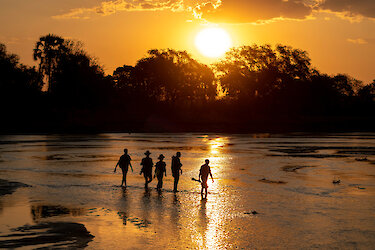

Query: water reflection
<box><xmin>118</xmin><ymin>211</ymin><xmax>128</xmax><ymax>225</ymax></box>
<box><xmin>197</xmin><ymin>199</ymin><xmax>209</xmax><ymax>247</ymax></box>
<box><xmin>202</xmin><ymin>198</ymin><xmax>227</xmax><ymax>249</ymax></box>
<box><xmin>208</xmin><ymin>137</ymin><xmax>227</xmax><ymax>155</ymax></box>
<box><xmin>118</xmin><ymin>189</ymin><xmax>129</xmax><ymax>225</ymax></box>
<box><xmin>31</xmin><ymin>205</ymin><xmax>85</xmax><ymax>221</ymax></box>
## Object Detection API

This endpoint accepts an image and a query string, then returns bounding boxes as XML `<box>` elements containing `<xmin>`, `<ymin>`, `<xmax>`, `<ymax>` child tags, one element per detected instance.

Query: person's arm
<box><xmin>114</xmin><ymin>161</ymin><xmax>119</xmax><ymax>172</ymax></box>
<box><xmin>210</xmin><ymin>169</ymin><xmax>214</xmax><ymax>183</ymax></box>
<box><xmin>199</xmin><ymin>169</ymin><xmax>202</xmax><ymax>182</ymax></box>
<box><xmin>129</xmin><ymin>162</ymin><xmax>133</xmax><ymax>172</ymax></box>
<box><xmin>140</xmin><ymin>160</ymin><xmax>143</xmax><ymax>175</ymax></box>
<box><xmin>164</xmin><ymin>164</ymin><xmax>167</xmax><ymax>177</ymax></box>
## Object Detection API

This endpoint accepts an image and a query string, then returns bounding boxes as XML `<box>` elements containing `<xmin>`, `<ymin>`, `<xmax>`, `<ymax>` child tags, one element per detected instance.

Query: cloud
<box><xmin>196</xmin><ymin>0</ymin><xmax>375</xmax><ymax>23</ymax></box>
<box><xmin>53</xmin><ymin>0</ymin><xmax>375</xmax><ymax>23</ymax></box>
<box><xmin>195</xmin><ymin>0</ymin><xmax>314</xmax><ymax>23</ymax></box>
<box><xmin>347</xmin><ymin>38</ymin><xmax>368</xmax><ymax>45</ymax></box>
<box><xmin>319</xmin><ymin>0</ymin><xmax>375</xmax><ymax>20</ymax></box>
<box><xmin>53</xmin><ymin>0</ymin><xmax>315</xmax><ymax>22</ymax></box>
<box><xmin>53</xmin><ymin>0</ymin><xmax>186</xmax><ymax>19</ymax></box>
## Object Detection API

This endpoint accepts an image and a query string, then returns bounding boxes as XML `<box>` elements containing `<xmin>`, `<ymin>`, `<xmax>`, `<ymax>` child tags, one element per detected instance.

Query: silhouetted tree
<box><xmin>1</xmin><ymin>37</ymin><xmax>375</xmax><ymax>133</ymax></box>
<box><xmin>113</xmin><ymin>65</ymin><xmax>135</xmax><ymax>90</ymax></box>
<box><xmin>33</xmin><ymin>34</ymin><xmax>69</xmax><ymax>92</ymax></box>
<box><xmin>0</xmin><ymin>43</ymin><xmax>42</xmax><ymax>98</ymax></box>
<box><xmin>50</xmin><ymin>42</ymin><xmax>112</xmax><ymax>109</ymax></box>
<box><xmin>358</xmin><ymin>80</ymin><xmax>375</xmax><ymax>112</ymax></box>
<box><xmin>358</xmin><ymin>80</ymin><xmax>375</xmax><ymax>100</ymax></box>
<box><xmin>215</xmin><ymin>44</ymin><xmax>312</xmax><ymax>100</ymax></box>
<box><xmin>0</xmin><ymin>43</ymin><xmax>43</xmax><ymax>131</ymax></box>
<box><xmin>332</xmin><ymin>74</ymin><xmax>362</xmax><ymax>97</ymax></box>
<box><xmin>133</xmin><ymin>49</ymin><xmax>216</xmax><ymax>103</ymax></box>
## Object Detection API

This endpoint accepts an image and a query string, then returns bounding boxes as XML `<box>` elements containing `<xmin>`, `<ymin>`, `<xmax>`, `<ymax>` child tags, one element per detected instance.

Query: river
<box><xmin>0</xmin><ymin>133</ymin><xmax>374</xmax><ymax>249</ymax></box>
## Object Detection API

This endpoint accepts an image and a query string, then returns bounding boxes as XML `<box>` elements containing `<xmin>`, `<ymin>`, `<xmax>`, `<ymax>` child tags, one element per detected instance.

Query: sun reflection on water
<box><xmin>191</xmin><ymin>136</ymin><xmax>232</xmax><ymax>248</ymax></box>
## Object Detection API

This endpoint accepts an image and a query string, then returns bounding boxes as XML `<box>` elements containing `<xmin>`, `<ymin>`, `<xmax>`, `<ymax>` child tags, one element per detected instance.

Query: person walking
<box><xmin>114</xmin><ymin>148</ymin><xmax>133</xmax><ymax>187</ymax></box>
<box><xmin>171</xmin><ymin>152</ymin><xmax>182</xmax><ymax>192</ymax></box>
<box><xmin>140</xmin><ymin>150</ymin><xmax>153</xmax><ymax>188</ymax></box>
<box><xmin>199</xmin><ymin>159</ymin><xmax>214</xmax><ymax>199</ymax></box>
<box><xmin>154</xmin><ymin>154</ymin><xmax>167</xmax><ymax>190</ymax></box>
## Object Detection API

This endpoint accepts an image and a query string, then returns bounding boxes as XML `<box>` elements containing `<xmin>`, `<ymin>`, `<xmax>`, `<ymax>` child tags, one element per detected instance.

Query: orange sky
<box><xmin>0</xmin><ymin>0</ymin><xmax>374</xmax><ymax>83</ymax></box>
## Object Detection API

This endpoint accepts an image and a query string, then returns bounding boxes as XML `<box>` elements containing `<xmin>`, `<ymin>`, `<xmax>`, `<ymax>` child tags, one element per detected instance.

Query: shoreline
<box><xmin>1</xmin><ymin>116</ymin><xmax>375</xmax><ymax>134</ymax></box>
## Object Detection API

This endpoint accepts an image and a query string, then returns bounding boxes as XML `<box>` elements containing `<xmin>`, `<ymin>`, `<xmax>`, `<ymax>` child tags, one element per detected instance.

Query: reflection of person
<box><xmin>171</xmin><ymin>152</ymin><xmax>182</xmax><ymax>192</ymax></box>
<box><xmin>140</xmin><ymin>150</ymin><xmax>153</xmax><ymax>188</ymax></box>
<box><xmin>154</xmin><ymin>154</ymin><xmax>167</xmax><ymax>190</ymax></box>
<box><xmin>199</xmin><ymin>159</ymin><xmax>214</xmax><ymax>199</ymax></box>
<box><xmin>114</xmin><ymin>148</ymin><xmax>133</xmax><ymax>187</ymax></box>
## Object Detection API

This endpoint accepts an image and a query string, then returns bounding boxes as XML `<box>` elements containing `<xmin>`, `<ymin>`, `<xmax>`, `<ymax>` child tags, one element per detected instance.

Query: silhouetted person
<box><xmin>154</xmin><ymin>154</ymin><xmax>167</xmax><ymax>190</ymax></box>
<box><xmin>140</xmin><ymin>150</ymin><xmax>153</xmax><ymax>188</ymax></box>
<box><xmin>199</xmin><ymin>159</ymin><xmax>214</xmax><ymax>199</ymax></box>
<box><xmin>171</xmin><ymin>152</ymin><xmax>182</xmax><ymax>192</ymax></box>
<box><xmin>114</xmin><ymin>148</ymin><xmax>133</xmax><ymax>187</ymax></box>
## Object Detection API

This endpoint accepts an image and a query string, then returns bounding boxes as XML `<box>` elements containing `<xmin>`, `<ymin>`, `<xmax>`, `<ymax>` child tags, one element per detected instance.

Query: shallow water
<box><xmin>0</xmin><ymin>133</ymin><xmax>375</xmax><ymax>249</ymax></box>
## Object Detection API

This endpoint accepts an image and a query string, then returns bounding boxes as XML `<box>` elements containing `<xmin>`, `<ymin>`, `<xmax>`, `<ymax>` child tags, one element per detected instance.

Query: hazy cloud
<box><xmin>53</xmin><ymin>0</ymin><xmax>185</xmax><ymax>19</ymax></box>
<box><xmin>347</xmin><ymin>38</ymin><xmax>368</xmax><ymax>45</ymax></box>
<box><xmin>53</xmin><ymin>0</ymin><xmax>375</xmax><ymax>23</ymax></box>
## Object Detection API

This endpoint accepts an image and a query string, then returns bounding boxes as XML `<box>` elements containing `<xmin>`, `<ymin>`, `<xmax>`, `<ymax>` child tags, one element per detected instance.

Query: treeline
<box><xmin>1</xmin><ymin>34</ymin><xmax>374</xmax><ymax>133</ymax></box>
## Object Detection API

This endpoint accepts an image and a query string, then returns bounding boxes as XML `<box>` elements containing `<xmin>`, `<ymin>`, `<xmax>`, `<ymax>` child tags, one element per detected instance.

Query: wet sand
<box><xmin>0</xmin><ymin>179</ymin><xmax>93</xmax><ymax>248</ymax></box>
<box><xmin>0</xmin><ymin>133</ymin><xmax>375</xmax><ymax>248</ymax></box>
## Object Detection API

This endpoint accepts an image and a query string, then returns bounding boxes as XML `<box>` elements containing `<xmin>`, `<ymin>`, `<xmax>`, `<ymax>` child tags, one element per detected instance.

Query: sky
<box><xmin>0</xmin><ymin>0</ymin><xmax>374</xmax><ymax>83</ymax></box>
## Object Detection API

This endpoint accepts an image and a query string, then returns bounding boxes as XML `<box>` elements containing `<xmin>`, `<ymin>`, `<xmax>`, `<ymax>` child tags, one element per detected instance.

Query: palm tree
<box><xmin>33</xmin><ymin>34</ymin><xmax>69</xmax><ymax>92</ymax></box>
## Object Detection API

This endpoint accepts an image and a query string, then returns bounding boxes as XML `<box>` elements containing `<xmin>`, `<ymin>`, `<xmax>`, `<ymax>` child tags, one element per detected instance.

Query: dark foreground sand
<box><xmin>0</xmin><ymin>179</ymin><xmax>94</xmax><ymax>249</ymax></box>
<box><xmin>0</xmin><ymin>179</ymin><xmax>30</xmax><ymax>196</ymax></box>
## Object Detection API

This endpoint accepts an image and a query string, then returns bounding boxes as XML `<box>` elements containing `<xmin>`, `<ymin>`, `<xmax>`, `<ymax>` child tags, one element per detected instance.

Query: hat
<box><xmin>158</xmin><ymin>154</ymin><xmax>165</xmax><ymax>160</ymax></box>
<box><xmin>144</xmin><ymin>150</ymin><xmax>151</xmax><ymax>155</ymax></box>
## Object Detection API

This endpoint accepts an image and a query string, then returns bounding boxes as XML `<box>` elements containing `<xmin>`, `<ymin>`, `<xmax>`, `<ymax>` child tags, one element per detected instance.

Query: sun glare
<box><xmin>195</xmin><ymin>27</ymin><xmax>232</xmax><ymax>58</ymax></box>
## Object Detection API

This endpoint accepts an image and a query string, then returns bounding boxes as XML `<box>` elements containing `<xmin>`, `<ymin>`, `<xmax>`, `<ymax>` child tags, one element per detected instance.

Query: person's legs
<box><xmin>173</xmin><ymin>175</ymin><xmax>179</xmax><ymax>191</ymax></box>
<box><xmin>122</xmin><ymin>171</ymin><xmax>127</xmax><ymax>187</ymax></box>
<box><xmin>144</xmin><ymin>175</ymin><xmax>148</xmax><ymax>188</ymax></box>
<box><xmin>201</xmin><ymin>180</ymin><xmax>208</xmax><ymax>199</ymax></box>
<box><xmin>159</xmin><ymin>176</ymin><xmax>163</xmax><ymax>189</ymax></box>
<box><xmin>147</xmin><ymin>173</ymin><xmax>152</xmax><ymax>184</ymax></box>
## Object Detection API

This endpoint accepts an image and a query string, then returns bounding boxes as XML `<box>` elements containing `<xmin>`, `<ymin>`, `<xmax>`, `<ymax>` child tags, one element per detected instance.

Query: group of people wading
<box><xmin>114</xmin><ymin>149</ymin><xmax>214</xmax><ymax>198</ymax></box>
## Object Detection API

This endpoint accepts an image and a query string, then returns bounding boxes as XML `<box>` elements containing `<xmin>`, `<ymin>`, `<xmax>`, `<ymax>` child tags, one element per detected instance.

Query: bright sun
<box><xmin>195</xmin><ymin>27</ymin><xmax>232</xmax><ymax>58</ymax></box>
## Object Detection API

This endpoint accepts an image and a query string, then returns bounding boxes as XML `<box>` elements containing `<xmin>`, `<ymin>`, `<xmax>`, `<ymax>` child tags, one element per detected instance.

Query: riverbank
<box><xmin>1</xmin><ymin>115</ymin><xmax>375</xmax><ymax>134</ymax></box>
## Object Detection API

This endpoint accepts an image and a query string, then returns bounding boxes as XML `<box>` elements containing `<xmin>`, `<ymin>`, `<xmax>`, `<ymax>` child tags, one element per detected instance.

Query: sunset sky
<box><xmin>1</xmin><ymin>0</ymin><xmax>374</xmax><ymax>83</ymax></box>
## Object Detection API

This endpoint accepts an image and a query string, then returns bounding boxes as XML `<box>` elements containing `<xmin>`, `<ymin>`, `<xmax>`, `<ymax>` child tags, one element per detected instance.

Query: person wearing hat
<box><xmin>140</xmin><ymin>150</ymin><xmax>153</xmax><ymax>188</ymax></box>
<box><xmin>154</xmin><ymin>154</ymin><xmax>167</xmax><ymax>190</ymax></box>
<box><xmin>114</xmin><ymin>148</ymin><xmax>133</xmax><ymax>187</ymax></box>
<box><xmin>171</xmin><ymin>152</ymin><xmax>182</xmax><ymax>192</ymax></box>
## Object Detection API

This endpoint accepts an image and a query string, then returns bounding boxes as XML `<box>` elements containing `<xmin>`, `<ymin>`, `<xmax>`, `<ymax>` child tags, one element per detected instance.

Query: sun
<box><xmin>195</xmin><ymin>27</ymin><xmax>232</xmax><ymax>58</ymax></box>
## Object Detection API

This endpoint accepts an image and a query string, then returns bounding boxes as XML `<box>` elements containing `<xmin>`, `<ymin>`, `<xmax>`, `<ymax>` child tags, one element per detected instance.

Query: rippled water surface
<box><xmin>1</xmin><ymin>133</ymin><xmax>375</xmax><ymax>249</ymax></box>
